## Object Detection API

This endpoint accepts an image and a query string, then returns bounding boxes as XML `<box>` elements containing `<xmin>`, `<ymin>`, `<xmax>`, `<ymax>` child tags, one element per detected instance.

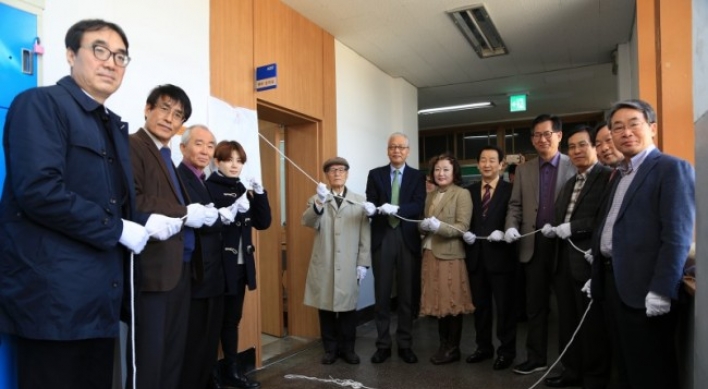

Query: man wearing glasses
<box><xmin>0</xmin><ymin>20</ymin><xmax>183</xmax><ymax>389</ymax></box>
<box><xmin>590</xmin><ymin>99</ymin><xmax>694</xmax><ymax>389</ymax></box>
<box><xmin>364</xmin><ymin>132</ymin><xmax>426</xmax><ymax>364</ymax></box>
<box><xmin>504</xmin><ymin>114</ymin><xmax>575</xmax><ymax>375</ymax></box>
<box><xmin>129</xmin><ymin>85</ymin><xmax>217</xmax><ymax>389</ymax></box>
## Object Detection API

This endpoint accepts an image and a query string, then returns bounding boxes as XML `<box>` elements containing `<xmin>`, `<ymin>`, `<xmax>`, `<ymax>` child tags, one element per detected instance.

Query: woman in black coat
<box><xmin>205</xmin><ymin>140</ymin><xmax>271</xmax><ymax>389</ymax></box>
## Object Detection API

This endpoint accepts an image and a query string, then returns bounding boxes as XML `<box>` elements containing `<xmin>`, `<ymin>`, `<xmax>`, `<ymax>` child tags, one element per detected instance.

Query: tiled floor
<box><xmin>249</xmin><ymin>310</ymin><xmax>565</xmax><ymax>389</ymax></box>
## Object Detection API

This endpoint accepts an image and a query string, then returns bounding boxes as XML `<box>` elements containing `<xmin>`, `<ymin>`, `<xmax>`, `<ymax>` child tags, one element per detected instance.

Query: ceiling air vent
<box><xmin>448</xmin><ymin>4</ymin><xmax>508</xmax><ymax>58</ymax></box>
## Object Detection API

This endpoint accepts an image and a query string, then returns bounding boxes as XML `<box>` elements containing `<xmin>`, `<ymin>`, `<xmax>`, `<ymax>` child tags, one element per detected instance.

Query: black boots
<box><xmin>430</xmin><ymin>315</ymin><xmax>463</xmax><ymax>365</ymax></box>
<box><xmin>212</xmin><ymin>359</ymin><xmax>260</xmax><ymax>389</ymax></box>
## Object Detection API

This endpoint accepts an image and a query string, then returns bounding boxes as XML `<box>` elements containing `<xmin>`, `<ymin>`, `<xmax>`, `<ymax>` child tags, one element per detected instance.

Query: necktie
<box><xmin>159</xmin><ymin>147</ymin><xmax>185</xmax><ymax>205</ymax></box>
<box><xmin>389</xmin><ymin>169</ymin><xmax>400</xmax><ymax>228</ymax></box>
<box><xmin>481</xmin><ymin>184</ymin><xmax>491</xmax><ymax>218</ymax></box>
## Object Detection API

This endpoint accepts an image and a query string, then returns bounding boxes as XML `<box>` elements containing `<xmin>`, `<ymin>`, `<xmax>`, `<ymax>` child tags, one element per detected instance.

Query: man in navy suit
<box><xmin>464</xmin><ymin>145</ymin><xmax>517</xmax><ymax>371</ymax></box>
<box><xmin>364</xmin><ymin>132</ymin><xmax>426</xmax><ymax>364</ymax></box>
<box><xmin>591</xmin><ymin>99</ymin><xmax>694</xmax><ymax>389</ymax></box>
<box><xmin>176</xmin><ymin>125</ymin><xmax>228</xmax><ymax>389</ymax></box>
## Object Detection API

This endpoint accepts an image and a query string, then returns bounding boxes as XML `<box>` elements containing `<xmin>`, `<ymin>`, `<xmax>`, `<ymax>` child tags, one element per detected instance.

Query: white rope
<box><xmin>526</xmin><ymin>300</ymin><xmax>594</xmax><ymax>389</ymax></box>
<box><xmin>129</xmin><ymin>252</ymin><xmax>137</xmax><ymax>389</ymax></box>
<box><xmin>284</xmin><ymin>374</ymin><xmax>377</xmax><ymax>389</ymax></box>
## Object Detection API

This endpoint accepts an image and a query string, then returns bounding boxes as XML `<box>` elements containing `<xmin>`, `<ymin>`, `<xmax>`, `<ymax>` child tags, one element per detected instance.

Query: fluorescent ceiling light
<box><xmin>418</xmin><ymin>102</ymin><xmax>494</xmax><ymax>115</ymax></box>
<box><xmin>464</xmin><ymin>133</ymin><xmax>518</xmax><ymax>140</ymax></box>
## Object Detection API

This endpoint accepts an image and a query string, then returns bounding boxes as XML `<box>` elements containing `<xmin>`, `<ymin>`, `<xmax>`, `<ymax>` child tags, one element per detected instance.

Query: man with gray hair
<box><xmin>590</xmin><ymin>99</ymin><xmax>694</xmax><ymax>389</ymax></box>
<box><xmin>364</xmin><ymin>132</ymin><xmax>426</xmax><ymax>364</ymax></box>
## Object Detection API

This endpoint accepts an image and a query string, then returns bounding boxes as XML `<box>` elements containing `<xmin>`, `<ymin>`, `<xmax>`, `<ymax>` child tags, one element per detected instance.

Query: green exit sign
<box><xmin>509</xmin><ymin>94</ymin><xmax>527</xmax><ymax>112</ymax></box>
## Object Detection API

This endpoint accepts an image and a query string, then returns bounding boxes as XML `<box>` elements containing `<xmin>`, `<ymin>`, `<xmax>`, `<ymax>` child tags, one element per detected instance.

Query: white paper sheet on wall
<box><xmin>171</xmin><ymin>96</ymin><xmax>262</xmax><ymax>189</ymax></box>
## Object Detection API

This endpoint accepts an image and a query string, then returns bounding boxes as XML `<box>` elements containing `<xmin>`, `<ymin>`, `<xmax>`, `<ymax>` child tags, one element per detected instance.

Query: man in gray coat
<box><xmin>302</xmin><ymin>157</ymin><xmax>371</xmax><ymax>365</ymax></box>
<box><xmin>503</xmin><ymin>114</ymin><xmax>575</xmax><ymax>375</ymax></box>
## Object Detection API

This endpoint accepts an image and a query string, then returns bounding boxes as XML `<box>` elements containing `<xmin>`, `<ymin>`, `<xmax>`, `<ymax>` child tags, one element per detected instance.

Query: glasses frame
<box><xmin>84</xmin><ymin>44</ymin><xmax>131</xmax><ymax>67</ymax></box>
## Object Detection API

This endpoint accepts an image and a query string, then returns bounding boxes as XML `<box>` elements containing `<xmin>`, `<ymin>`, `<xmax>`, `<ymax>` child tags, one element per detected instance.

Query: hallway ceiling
<box><xmin>281</xmin><ymin>0</ymin><xmax>636</xmax><ymax>130</ymax></box>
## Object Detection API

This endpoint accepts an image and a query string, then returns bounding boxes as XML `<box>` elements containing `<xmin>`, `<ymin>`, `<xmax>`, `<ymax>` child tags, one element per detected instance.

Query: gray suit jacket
<box><xmin>505</xmin><ymin>154</ymin><xmax>575</xmax><ymax>263</ymax></box>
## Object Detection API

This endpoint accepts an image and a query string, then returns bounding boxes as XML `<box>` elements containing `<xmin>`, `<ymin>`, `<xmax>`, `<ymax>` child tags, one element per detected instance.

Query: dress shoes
<box><xmin>321</xmin><ymin>351</ymin><xmax>338</xmax><ymax>365</ymax></box>
<box><xmin>370</xmin><ymin>348</ymin><xmax>391</xmax><ymax>363</ymax></box>
<box><xmin>512</xmin><ymin>360</ymin><xmax>548</xmax><ymax>375</ymax></box>
<box><xmin>544</xmin><ymin>374</ymin><xmax>582</xmax><ymax>388</ymax></box>
<box><xmin>338</xmin><ymin>350</ymin><xmax>361</xmax><ymax>364</ymax></box>
<box><xmin>466</xmin><ymin>349</ymin><xmax>493</xmax><ymax>363</ymax></box>
<box><xmin>492</xmin><ymin>355</ymin><xmax>514</xmax><ymax>370</ymax></box>
<box><xmin>398</xmin><ymin>348</ymin><xmax>419</xmax><ymax>364</ymax></box>
<box><xmin>430</xmin><ymin>346</ymin><xmax>460</xmax><ymax>365</ymax></box>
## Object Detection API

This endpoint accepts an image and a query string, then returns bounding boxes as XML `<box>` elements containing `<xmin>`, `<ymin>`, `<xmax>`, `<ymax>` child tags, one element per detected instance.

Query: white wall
<box><xmin>40</xmin><ymin>0</ymin><xmax>210</xmax><ymax>133</ymax></box>
<box><xmin>616</xmin><ymin>19</ymin><xmax>638</xmax><ymax>102</ymax></box>
<box><xmin>334</xmin><ymin>40</ymin><xmax>419</xmax><ymax>309</ymax></box>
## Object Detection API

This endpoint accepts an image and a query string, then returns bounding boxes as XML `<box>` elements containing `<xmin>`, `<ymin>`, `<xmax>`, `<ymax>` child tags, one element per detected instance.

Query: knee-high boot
<box><xmin>431</xmin><ymin>315</ymin><xmax>462</xmax><ymax>365</ymax></box>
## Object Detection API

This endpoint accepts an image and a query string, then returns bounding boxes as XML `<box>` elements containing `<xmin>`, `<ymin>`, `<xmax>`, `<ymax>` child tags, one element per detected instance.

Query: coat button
<box><xmin>102</xmin><ymin>218</ymin><xmax>109</xmax><ymax>225</ymax></box>
<box><xmin>235</xmin><ymin>221</ymin><xmax>241</xmax><ymax>227</ymax></box>
<box><xmin>112</xmin><ymin>282</ymin><xmax>119</xmax><ymax>288</ymax></box>
<box><xmin>110</xmin><ymin>198</ymin><xmax>117</xmax><ymax>204</ymax></box>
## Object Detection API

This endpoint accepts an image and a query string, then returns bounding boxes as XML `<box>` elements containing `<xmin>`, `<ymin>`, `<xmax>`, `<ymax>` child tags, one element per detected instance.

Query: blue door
<box><xmin>0</xmin><ymin>3</ymin><xmax>39</xmax><ymax>388</ymax></box>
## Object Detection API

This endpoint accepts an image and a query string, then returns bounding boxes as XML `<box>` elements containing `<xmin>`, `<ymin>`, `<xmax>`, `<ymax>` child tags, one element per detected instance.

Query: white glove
<box><xmin>581</xmin><ymin>279</ymin><xmax>592</xmax><ymax>299</ymax></box>
<box><xmin>357</xmin><ymin>266</ymin><xmax>368</xmax><ymax>282</ymax></box>
<box><xmin>487</xmin><ymin>230</ymin><xmax>504</xmax><ymax>242</ymax></box>
<box><xmin>420</xmin><ymin>217</ymin><xmax>440</xmax><ymax>232</ymax></box>
<box><xmin>317</xmin><ymin>182</ymin><xmax>328</xmax><ymax>203</ymax></box>
<box><xmin>463</xmin><ymin>231</ymin><xmax>476</xmax><ymax>245</ymax></box>
<box><xmin>218</xmin><ymin>207</ymin><xmax>234</xmax><ymax>225</ymax></box>
<box><xmin>584</xmin><ymin>251</ymin><xmax>594</xmax><ymax>265</ymax></box>
<box><xmin>203</xmin><ymin>203</ymin><xmax>219</xmax><ymax>227</ymax></box>
<box><xmin>541</xmin><ymin>223</ymin><xmax>556</xmax><ymax>238</ymax></box>
<box><xmin>235</xmin><ymin>192</ymin><xmax>250</xmax><ymax>214</ymax></box>
<box><xmin>363</xmin><ymin>202</ymin><xmax>377</xmax><ymax>217</ymax></box>
<box><xmin>645</xmin><ymin>291</ymin><xmax>671</xmax><ymax>317</ymax></box>
<box><xmin>504</xmin><ymin>228</ymin><xmax>521</xmax><ymax>243</ymax></box>
<box><xmin>145</xmin><ymin>214</ymin><xmax>183</xmax><ymax>240</ymax></box>
<box><xmin>119</xmin><ymin>219</ymin><xmax>150</xmax><ymax>254</ymax></box>
<box><xmin>249</xmin><ymin>177</ymin><xmax>264</xmax><ymax>194</ymax></box>
<box><xmin>378</xmin><ymin>203</ymin><xmax>399</xmax><ymax>215</ymax></box>
<box><xmin>555</xmin><ymin>222</ymin><xmax>572</xmax><ymax>239</ymax></box>
<box><xmin>185</xmin><ymin>203</ymin><xmax>209</xmax><ymax>228</ymax></box>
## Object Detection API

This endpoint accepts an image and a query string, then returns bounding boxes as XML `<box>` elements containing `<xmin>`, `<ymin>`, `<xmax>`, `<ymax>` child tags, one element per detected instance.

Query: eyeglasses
<box><xmin>531</xmin><ymin>131</ymin><xmax>556</xmax><ymax>140</ymax></box>
<box><xmin>610</xmin><ymin>120</ymin><xmax>649</xmax><ymax>134</ymax></box>
<box><xmin>567</xmin><ymin>141</ymin><xmax>591</xmax><ymax>152</ymax></box>
<box><xmin>157</xmin><ymin>103</ymin><xmax>185</xmax><ymax>122</ymax></box>
<box><xmin>83</xmin><ymin>45</ymin><xmax>131</xmax><ymax>67</ymax></box>
<box><xmin>388</xmin><ymin>145</ymin><xmax>409</xmax><ymax>151</ymax></box>
<box><xmin>327</xmin><ymin>167</ymin><xmax>348</xmax><ymax>174</ymax></box>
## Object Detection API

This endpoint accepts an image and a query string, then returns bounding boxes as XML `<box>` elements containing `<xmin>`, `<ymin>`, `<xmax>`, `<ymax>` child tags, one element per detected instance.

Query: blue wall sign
<box><xmin>255</xmin><ymin>63</ymin><xmax>277</xmax><ymax>91</ymax></box>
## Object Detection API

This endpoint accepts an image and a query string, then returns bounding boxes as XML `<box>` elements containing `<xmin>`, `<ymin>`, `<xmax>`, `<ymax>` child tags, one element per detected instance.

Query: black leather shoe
<box><xmin>544</xmin><ymin>374</ymin><xmax>581</xmax><ymax>388</ymax></box>
<box><xmin>321</xmin><ymin>351</ymin><xmax>338</xmax><ymax>365</ymax></box>
<box><xmin>512</xmin><ymin>360</ymin><xmax>548</xmax><ymax>375</ymax></box>
<box><xmin>338</xmin><ymin>350</ymin><xmax>360</xmax><ymax>364</ymax></box>
<box><xmin>466</xmin><ymin>349</ymin><xmax>493</xmax><ymax>363</ymax></box>
<box><xmin>370</xmin><ymin>348</ymin><xmax>391</xmax><ymax>363</ymax></box>
<box><xmin>398</xmin><ymin>348</ymin><xmax>418</xmax><ymax>364</ymax></box>
<box><xmin>492</xmin><ymin>355</ymin><xmax>514</xmax><ymax>370</ymax></box>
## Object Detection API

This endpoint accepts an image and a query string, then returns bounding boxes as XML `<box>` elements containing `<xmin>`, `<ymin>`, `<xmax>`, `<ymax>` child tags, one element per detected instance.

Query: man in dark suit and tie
<box><xmin>463</xmin><ymin>145</ymin><xmax>518</xmax><ymax>371</ymax></box>
<box><xmin>176</xmin><ymin>125</ymin><xmax>231</xmax><ymax>389</ymax></box>
<box><xmin>541</xmin><ymin>125</ymin><xmax>612</xmax><ymax>388</ymax></box>
<box><xmin>504</xmin><ymin>114</ymin><xmax>575</xmax><ymax>375</ymax></box>
<box><xmin>364</xmin><ymin>132</ymin><xmax>426</xmax><ymax>364</ymax></box>
<box><xmin>590</xmin><ymin>99</ymin><xmax>694</xmax><ymax>389</ymax></box>
<box><xmin>129</xmin><ymin>85</ymin><xmax>218</xmax><ymax>389</ymax></box>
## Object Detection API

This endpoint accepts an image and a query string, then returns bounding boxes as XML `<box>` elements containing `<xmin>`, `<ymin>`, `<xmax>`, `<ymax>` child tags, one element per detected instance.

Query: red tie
<box><xmin>481</xmin><ymin>184</ymin><xmax>491</xmax><ymax>218</ymax></box>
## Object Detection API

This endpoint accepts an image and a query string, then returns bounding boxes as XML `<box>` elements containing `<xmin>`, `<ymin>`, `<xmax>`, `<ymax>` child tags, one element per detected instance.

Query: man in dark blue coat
<box><xmin>364</xmin><ymin>132</ymin><xmax>426</xmax><ymax>364</ymax></box>
<box><xmin>0</xmin><ymin>19</ymin><xmax>181</xmax><ymax>389</ymax></box>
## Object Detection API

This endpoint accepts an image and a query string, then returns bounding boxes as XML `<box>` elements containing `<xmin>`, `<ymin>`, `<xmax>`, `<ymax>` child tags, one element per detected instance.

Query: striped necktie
<box><xmin>481</xmin><ymin>184</ymin><xmax>491</xmax><ymax>218</ymax></box>
<box><xmin>389</xmin><ymin>169</ymin><xmax>400</xmax><ymax>228</ymax></box>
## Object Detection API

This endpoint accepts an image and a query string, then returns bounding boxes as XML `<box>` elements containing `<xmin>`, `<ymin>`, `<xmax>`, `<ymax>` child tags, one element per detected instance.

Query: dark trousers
<box><xmin>372</xmin><ymin>227</ymin><xmax>416</xmax><ymax>350</ymax></box>
<box><xmin>469</xmin><ymin>264</ymin><xmax>517</xmax><ymax>358</ymax></box>
<box><xmin>554</xmin><ymin>253</ymin><xmax>610</xmax><ymax>388</ymax></box>
<box><xmin>318</xmin><ymin>309</ymin><xmax>357</xmax><ymax>353</ymax></box>
<box><xmin>131</xmin><ymin>262</ymin><xmax>191</xmax><ymax>389</ymax></box>
<box><xmin>178</xmin><ymin>294</ymin><xmax>225</xmax><ymax>389</ymax></box>
<box><xmin>603</xmin><ymin>268</ymin><xmax>678</xmax><ymax>389</ymax></box>
<box><xmin>523</xmin><ymin>235</ymin><xmax>554</xmax><ymax>364</ymax></box>
<box><xmin>222</xmin><ymin>265</ymin><xmax>247</xmax><ymax>363</ymax></box>
<box><xmin>16</xmin><ymin>336</ymin><xmax>114</xmax><ymax>389</ymax></box>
